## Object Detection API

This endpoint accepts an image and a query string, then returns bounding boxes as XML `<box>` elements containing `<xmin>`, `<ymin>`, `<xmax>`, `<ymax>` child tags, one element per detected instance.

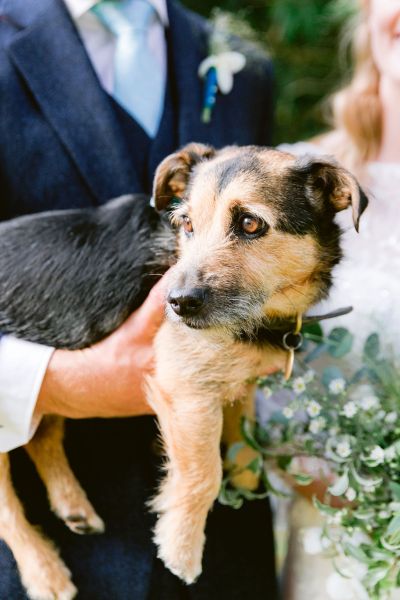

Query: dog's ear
<box><xmin>292</xmin><ymin>155</ymin><xmax>368</xmax><ymax>231</ymax></box>
<box><xmin>152</xmin><ymin>143</ymin><xmax>216</xmax><ymax>211</ymax></box>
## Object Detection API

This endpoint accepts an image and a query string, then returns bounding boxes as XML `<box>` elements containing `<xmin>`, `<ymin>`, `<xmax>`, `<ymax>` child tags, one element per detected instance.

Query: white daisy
<box><xmin>369</xmin><ymin>445</ymin><xmax>385</xmax><ymax>465</ymax></box>
<box><xmin>329</xmin><ymin>378</ymin><xmax>346</xmax><ymax>395</ymax></box>
<box><xmin>309</xmin><ymin>417</ymin><xmax>326</xmax><ymax>434</ymax></box>
<box><xmin>358</xmin><ymin>395</ymin><xmax>379</xmax><ymax>411</ymax></box>
<box><xmin>302</xmin><ymin>527</ymin><xmax>326</xmax><ymax>555</ymax></box>
<box><xmin>282</xmin><ymin>406</ymin><xmax>294</xmax><ymax>419</ymax></box>
<box><xmin>345</xmin><ymin>487</ymin><xmax>357</xmax><ymax>502</ymax></box>
<box><xmin>336</xmin><ymin>440</ymin><xmax>352</xmax><ymax>458</ymax></box>
<box><xmin>341</xmin><ymin>401</ymin><xmax>358</xmax><ymax>418</ymax></box>
<box><xmin>385</xmin><ymin>446</ymin><xmax>397</xmax><ymax>461</ymax></box>
<box><xmin>385</xmin><ymin>411</ymin><xmax>397</xmax><ymax>424</ymax></box>
<box><xmin>306</xmin><ymin>400</ymin><xmax>322</xmax><ymax>418</ymax></box>
<box><xmin>292</xmin><ymin>377</ymin><xmax>306</xmax><ymax>395</ymax></box>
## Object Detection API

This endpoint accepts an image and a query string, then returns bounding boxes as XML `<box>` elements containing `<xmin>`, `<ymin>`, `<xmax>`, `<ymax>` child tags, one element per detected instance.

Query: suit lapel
<box><xmin>166</xmin><ymin>0</ymin><xmax>228</xmax><ymax>149</ymax></box>
<box><xmin>6</xmin><ymin>0</ymin><xmax>140</xmax><ymax>202</ymax></box>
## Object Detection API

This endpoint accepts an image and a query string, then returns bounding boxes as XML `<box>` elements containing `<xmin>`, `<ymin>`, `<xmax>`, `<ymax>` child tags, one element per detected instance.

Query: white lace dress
<box><xmin>277</xmin><ymin>142</ymin><xmax>400</xmax><ymax>600</ymax></box>
<box><xmin>279</xmin><ymin>141</ymin><xmax>400</xmax><ymax>355</ymax></box>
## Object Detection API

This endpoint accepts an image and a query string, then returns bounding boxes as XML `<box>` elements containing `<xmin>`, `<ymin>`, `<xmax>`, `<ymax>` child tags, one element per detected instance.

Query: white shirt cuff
<box><xmin>0</xmin><ymin>336</ymin><xmax>54</xmax><ymax>452</ymax></box>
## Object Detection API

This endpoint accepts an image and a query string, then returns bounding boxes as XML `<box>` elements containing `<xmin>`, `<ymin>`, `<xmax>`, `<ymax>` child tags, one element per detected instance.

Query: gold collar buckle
<box><xmin>283</xmin><ymin>313</ymin><xmax>303</xmax><ymax>380</ymax></box>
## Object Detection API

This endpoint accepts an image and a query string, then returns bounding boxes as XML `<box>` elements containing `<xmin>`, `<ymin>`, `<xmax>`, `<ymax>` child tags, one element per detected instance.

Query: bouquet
<box><xmin>220</xmin><ymin>324</ymin><xmax>400</xmax><ymax>600</ymax></box>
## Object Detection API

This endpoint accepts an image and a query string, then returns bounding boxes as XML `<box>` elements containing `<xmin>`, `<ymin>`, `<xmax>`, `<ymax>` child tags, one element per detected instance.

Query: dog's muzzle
<box><xmin>167</xmin><ymin>287</ymin><xmax>209</xmax><ymax>318</ymax></box>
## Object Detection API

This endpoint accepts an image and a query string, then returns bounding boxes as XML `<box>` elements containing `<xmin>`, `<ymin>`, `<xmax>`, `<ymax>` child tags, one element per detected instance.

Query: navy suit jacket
<box><xmin>0</xmin><ymin>0</ymin><xmax>273</xmax><ymax>216</ymax></box>
<box><xmin>0</xmin><ymin>1</ymin><xmax>277</xmax><ymax>598</ymax></box>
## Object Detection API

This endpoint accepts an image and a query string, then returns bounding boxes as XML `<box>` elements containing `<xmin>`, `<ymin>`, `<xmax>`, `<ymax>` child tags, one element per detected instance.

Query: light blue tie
<box><xmin>92</xmin><ymin>0</ymin><xmax>164</xmax><ymax>138</ymax></box>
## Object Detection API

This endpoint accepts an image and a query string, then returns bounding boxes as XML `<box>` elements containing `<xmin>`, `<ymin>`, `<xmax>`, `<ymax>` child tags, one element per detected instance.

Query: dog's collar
<box><xmin>236</xmin><ymin>306</ymin><xmax>353</xmax><ymax>379</ymax></box>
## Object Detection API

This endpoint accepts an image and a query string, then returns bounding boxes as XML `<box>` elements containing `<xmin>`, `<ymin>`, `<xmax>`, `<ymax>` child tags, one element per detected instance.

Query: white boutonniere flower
<box><xmin>198</xmin><ymin>51</ymin><xmax>246</xmax><ymax>123</ymax></box>
<box><xmin>198</xmin><ymin>12</ymin><xmax>247</xmax><ymax>123</ymax></box>
<box><xmin>198</xmin><ymin>51</ymin><xmax>246</xmax><ymax>94</ymax></box>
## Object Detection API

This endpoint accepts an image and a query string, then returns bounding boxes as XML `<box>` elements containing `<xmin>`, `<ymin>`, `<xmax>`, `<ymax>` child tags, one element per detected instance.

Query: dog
<box><xmin>0</xmin><ymin>144</ymin><xmax>367</xmax><ymax>598</ymax></box>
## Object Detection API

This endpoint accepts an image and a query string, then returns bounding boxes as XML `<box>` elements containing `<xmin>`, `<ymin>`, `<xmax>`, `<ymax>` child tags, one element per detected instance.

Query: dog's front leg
<box><xmin>147</xmin><ymin>378</ymin><xmax>223</xmax><ymax>584</ymax></box>
<box><xmin>25</xmin><ymin>416</ymin><xmax>104</xmax><ymax>535</ymax></box>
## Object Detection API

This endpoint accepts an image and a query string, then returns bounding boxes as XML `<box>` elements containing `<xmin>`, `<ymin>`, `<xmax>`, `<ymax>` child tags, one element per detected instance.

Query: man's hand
<box><xmin>36</xmin><ymin>277</ymin><xmax>167</xmax><ymax>419</ymax></box>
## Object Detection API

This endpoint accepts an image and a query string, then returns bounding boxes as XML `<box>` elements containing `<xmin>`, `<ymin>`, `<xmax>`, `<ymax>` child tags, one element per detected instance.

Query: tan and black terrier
<box><xmin>0</xmin><ymin>144</ymin><xmax>367</xmax><ymax>598</ymax></box>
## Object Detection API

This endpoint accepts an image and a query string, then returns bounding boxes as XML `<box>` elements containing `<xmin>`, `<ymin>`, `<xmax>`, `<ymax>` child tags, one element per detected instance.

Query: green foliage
<box><xmin>327</xmin><ymin>327</ymin><xmax>354</xmax><ymax>358</ymax></box>
<box><xmin>181</xmin><ymin>0</ymin><xmax>357</xmax><ymax>143</ymax></box>
<box><xmin>221</xmin><ymin>326</ymin><xmax>400</xmax><ymax>598</ymax></box>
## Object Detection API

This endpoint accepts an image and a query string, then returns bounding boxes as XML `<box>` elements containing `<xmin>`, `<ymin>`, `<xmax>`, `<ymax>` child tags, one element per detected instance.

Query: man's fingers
<box><xmin>123</xmin><ymin>275</ymin><xmax>168</xmax><ymax>338</ymax></box>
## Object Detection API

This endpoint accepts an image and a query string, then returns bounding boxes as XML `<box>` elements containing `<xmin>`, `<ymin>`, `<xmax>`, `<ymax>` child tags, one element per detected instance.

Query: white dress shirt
<box><xmin>0</xmin><ymin>0</ymin><xmax>168</xmax><ymax>452</ymax></box>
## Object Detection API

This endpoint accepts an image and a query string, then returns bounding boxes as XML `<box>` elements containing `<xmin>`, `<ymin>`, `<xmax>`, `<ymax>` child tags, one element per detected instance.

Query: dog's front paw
<box><xmin>154</xmin><ymin>509</ymin><xmax>205</xmax><ymax>584</ymax></box>
<box><xmin>63</xmin><ymin>511</ymin><xmax>105</xmax><ymax>536</ymax></box>
<box><xmin>51</xmin><ymin>491</ymin><xmax>105</xmax><ymax>535</ymax></box>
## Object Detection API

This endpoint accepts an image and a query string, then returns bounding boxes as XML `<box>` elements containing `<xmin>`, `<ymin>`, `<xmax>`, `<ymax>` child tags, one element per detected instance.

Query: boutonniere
<box><xmin>198</xmin><ymin>13</ymin><xmax>246</xmax><ymax>124</ymax></box>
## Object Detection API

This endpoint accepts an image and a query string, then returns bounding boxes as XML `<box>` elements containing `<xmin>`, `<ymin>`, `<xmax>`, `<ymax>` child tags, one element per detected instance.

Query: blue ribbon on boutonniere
<box><xmin>198</xmin><ymin>15</ymin><xmax>246</xmax><ymax>124</ymax></box>
<box><xmin>201</xmin><ymin>66</ymin><xmax>218</xmax><ymax>124</ymax></box>
<box><xmin>199</xmin><ymin>52</ymin><xmax>246</xmax><ymax>123</ymax></box>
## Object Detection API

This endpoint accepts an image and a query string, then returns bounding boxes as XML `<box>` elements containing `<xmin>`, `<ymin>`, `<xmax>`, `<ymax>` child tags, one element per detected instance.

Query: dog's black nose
<box><xmin>167</xmin><ymin>288</ymin><xmax>208</xmax><ymax>317</ymax></box>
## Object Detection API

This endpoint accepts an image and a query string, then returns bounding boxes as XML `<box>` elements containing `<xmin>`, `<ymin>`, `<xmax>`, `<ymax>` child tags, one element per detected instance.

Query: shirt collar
<box><xmin>64</xmin><ymin>0</ymin><xmax>169</xmax><ymax>26</ymax></box>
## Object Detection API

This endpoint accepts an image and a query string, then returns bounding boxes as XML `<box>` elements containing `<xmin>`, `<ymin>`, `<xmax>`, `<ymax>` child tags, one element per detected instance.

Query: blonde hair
<box><xmin>316</xmin><ymin>0</ymin><xmax>382</xmax><ymax>176</ymax></box>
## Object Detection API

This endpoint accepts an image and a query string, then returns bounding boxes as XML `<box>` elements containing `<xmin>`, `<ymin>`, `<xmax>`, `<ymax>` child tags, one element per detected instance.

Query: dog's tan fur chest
<box><xmin>154</xmin><ymin>321</ymin><xmax>286</xmax><ymax>405</ymax></box>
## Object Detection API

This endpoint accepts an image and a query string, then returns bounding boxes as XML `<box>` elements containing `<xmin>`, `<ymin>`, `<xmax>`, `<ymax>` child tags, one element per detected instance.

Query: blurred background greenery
<box><xmin>182</xmin><ymin>0</ymin><xmax>357</xmax><ymax>144</ymax></box>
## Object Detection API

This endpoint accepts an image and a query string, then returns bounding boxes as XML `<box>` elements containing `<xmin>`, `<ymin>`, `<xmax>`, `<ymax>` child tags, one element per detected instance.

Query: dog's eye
<box><xmin>238</xmin><ymin>214</ymin><xmax>268</xmax><ymax>238</ymax></box>
<box><xmin>181</xmin><ymin>216</ymin><xmax>193</xmax><ymax>235</ymax></box>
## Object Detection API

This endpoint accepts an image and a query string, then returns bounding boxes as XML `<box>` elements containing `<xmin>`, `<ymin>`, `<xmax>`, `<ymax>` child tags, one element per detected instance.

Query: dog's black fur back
<box><xmin>0</xmin><ymin>195</ymin><xmax>173</xmax><ymax>348</ymax></box>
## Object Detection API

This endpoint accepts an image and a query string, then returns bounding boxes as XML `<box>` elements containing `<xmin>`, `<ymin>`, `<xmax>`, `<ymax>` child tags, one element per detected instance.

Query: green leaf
<box><xmin>328</xmin><ymin>469</ymin><xmax>349</xmax><ymax>497</ymax></box>
<box><xmin>327</xmin><ymin>327</ymin><xmax>354</xmax><ymax>358</ymax></box>
<box><xmin>363</xmin><ymin>566</ymin><xmax>391</xmax><ymax>588</ymax></box>
<box><xmin>363</xmin><ymin>333</ymin><xmax>380</xmax><ymax>360</ymax></box>
<box><xmin>226</xmin><ymin>442</ymin><xmax>245</xmax><ymax>463</ymax></box>
<box><xmin>380</xmin><ymin>535</ymin><xmax>400</xmax><ymax>551</ymax></box>
<box><xmin>313</xmin><ymin>496</ymin><xmax>339</xmax><ymax>516</ymax></box>
<box><xmin>349</xmin><ymin>366</ymin><xmax>370</xmax><ymax>385</ymax></box>
<box><xmin>332</xmin><ymin>558</ymin><xmax>352</xmax><ymax>579</ymax></box>
<box><xmin>350</xmin><ymin>467</ymin><xmax>382</xmax><ymax>489</ymax></box>
<box><xmin>353</xmin><ymin>508</ymin><xmax>375</xmax><ymax>521</ymax></box>
<box><xmin>302</xmin><ymin>322</ymin><xmax>324</xmax><ymax>341</ymax></box>
<box><xmin>387</xmin><ymin>514</ymin><xmax>400</xmax><ymax>537</ymax></box>
<box><xmin>218</xmin><ymin>481</ymin><xmax>243</xmax><ymax>509</ymax></box>
<box><xmin>343</xmin><ymin>542</ymin><xmax>370</xmax><ymax>564</ymax></box>
<box><xmin>322</xmin><ymin>365</ymin><xmax>344</xmax><ymax>387</ymax></box>
<box><xmin>293</xmin><ymin>472</ymin><xmax>314</xmax><ymax>486</ymax></box>
<box><xmin>304</xmin><ymin>342</ymin><xmax>329</xmax><ymax>364</ymax></box>
<box><xmin>269</xmin><ymin>411</ymin><xmax>289</xmax><ymax>425</ymax></box>
<box><xmin>389</xmin><ymin>481</ymin><xmax>400</xmax><ymax>501</ymax></box>
<box><xmin>240</xmin><ymin>488</ymin><xmax>270</xmax><ymax>501</ymax></box>
<box><xmin>246</xmin><ymin>456</ymin><xmax>263</xmax><ymax>475</ymax></box>
<box><xmin>277</xmin><ymin>455</ymin><xmax>292</xmax><ymax>471</ymax></box>
<box><xmin>255</xmin><ymin>423</ymin><xmax>270</xmax><ymax>445</ymax></box>
<box><xmin>239</xmin><ymin>418</ymin><xmax>264</xmax><ymax>453</ymax></box>
<box><xmin>368</xmin><ymin>548</ymin><xmax>393</xmax><ymax>562</ymax></box>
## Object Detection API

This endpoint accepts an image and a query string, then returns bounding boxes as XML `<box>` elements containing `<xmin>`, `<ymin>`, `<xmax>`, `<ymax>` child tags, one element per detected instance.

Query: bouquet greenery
<box><xmin>220</xmin><ymin>325</ymin><xmax>400</xmax><ymax>600</ymax></box>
